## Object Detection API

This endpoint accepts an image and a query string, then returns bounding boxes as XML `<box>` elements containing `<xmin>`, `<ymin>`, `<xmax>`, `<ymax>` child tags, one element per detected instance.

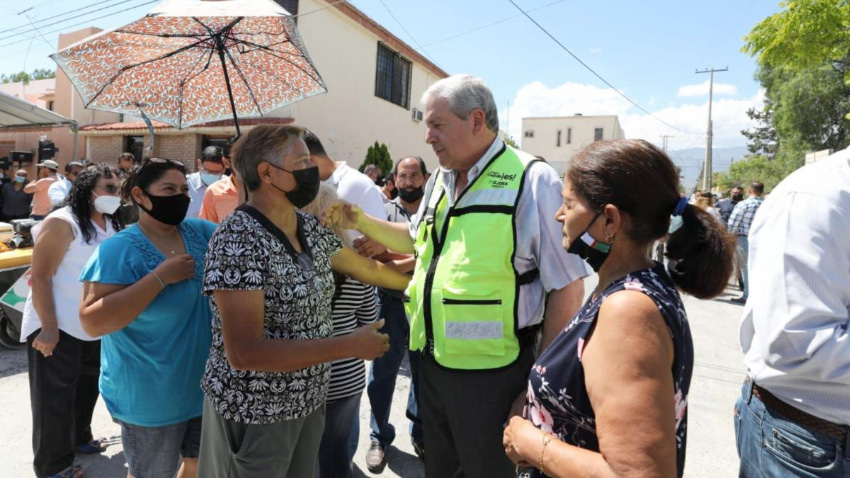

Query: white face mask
<box><xmin>93</xmin><ymin>194</ymin><xmax>122</xmax><ymax>215</ymax></box>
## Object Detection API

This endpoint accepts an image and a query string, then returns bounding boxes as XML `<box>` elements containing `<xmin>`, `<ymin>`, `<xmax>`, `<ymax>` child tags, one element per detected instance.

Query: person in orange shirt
<box><xmin>198</xmin><ymin>174</ymin><xmax>240</xmax><ymax>224</ymax></box>
<box><xmin>25</xmin><ymin>160</ymin><xmax>60</xmax><ymax>220</ymax></box>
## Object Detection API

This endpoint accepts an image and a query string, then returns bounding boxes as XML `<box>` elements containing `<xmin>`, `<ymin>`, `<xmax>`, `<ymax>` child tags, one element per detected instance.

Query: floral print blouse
<box><xmin>523</xmin><ymin>264</ymin><xmax>693</xmax><ymax>477</ymax></box>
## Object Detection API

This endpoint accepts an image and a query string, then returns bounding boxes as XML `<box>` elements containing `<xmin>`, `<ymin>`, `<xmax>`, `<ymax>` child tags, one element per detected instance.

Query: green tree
<box><xmin>713</xmin><ymin>155</ymin><xmax>799</xmax><ymax>193</ymax></box>
<box><xmin>743</xmin><ymin>0</ymin><xmax>850</xmax><ymax>72</ymax></box>
<box><xmin>741</xmin><ymin>105</ymin><xmax>778</xmax><ymax>159</ymax></box>
<box><xmin>0</xmin><ymin>68</ymin><xmax>55</xmax><ymax>84</ymax></box>
<box><xmin>503</xmin><ymin>134</ymin><xmax>520</xmax><ymax>149</ymax></box>
<box><xmin>359</xmin><ymin>142</ymin><xmax>393</xmax><ymax>177</ymax></box>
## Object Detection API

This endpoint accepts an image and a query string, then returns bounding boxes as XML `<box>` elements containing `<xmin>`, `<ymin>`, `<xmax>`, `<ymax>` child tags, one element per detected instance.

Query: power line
<box><xmin>0</xmin><ymin>0</ymin><xmax>158</xmax><ymax>49</ymax></box>
<box><xmin>376</xmin><ymin>0</ymin><xmax>434</xmax><ymax>62</ymax></box>
<box><xmin>507</xmin><ymin>0</ymin><xmax>701</xmax><ymax>136</ymax></box>
<box><xmin>0</xmin><ymin>0</ymin><xmax>144</xmax><ymax>43</ymax></box>
<box><xmin>423</xmin><ymin>0</ymin><xmax>566</xmax><ymax>47</ymax></box>
<box><xmin>1</xmin><ymin>0</ymin><xmax>126</xmax><ymax>36</ymax></box>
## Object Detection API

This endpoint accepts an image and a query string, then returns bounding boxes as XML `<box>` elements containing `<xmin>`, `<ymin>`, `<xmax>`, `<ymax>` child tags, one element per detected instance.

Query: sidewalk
<box><xmin>0</xmin><ymin>276</ymin><xmax>746</xmax><ymax>477</ymax></box>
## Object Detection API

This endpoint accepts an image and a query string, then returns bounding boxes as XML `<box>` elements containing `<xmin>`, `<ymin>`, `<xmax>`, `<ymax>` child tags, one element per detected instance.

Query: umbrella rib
<box><xmin>178</xmin><ymin>47</ymin><xmax>216</xmax><ymax>129</ymax></box>
<box><xmin>222</xmin><ymin>47</ymin><xmax>263</xmax><ymax>116</ymax></box>
<box><xmin>115</xmin><ymin>29</ymin><xmax>207</xmax><ymax>39</ymax></box>
<box><xmin>233</xmin><ymin>38</ymin><xmax>324</xmax><ymax>87</ymax></box>
<box><xmin>235</xmin><ymin>37</ymin><xmax>297</xmax><ymax>56</ymax></box>
<box><xmin>86</xmin><ymin>37</ymin><xmax>210</xmax><ymax>107</ymax></box>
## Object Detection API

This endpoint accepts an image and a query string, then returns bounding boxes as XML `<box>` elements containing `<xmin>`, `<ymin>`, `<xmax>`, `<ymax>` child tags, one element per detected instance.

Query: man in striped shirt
<box><xmin>728</xmin><ymin>181</ymin><xmax>764</xmax><ymax>304</ymax></box>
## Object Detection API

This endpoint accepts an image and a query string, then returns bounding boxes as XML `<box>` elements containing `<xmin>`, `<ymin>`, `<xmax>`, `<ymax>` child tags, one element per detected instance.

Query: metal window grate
<box><xmin>375</xmin><ymin>43</ymin><xmax>411</xmax><ymax>109</ymax></box>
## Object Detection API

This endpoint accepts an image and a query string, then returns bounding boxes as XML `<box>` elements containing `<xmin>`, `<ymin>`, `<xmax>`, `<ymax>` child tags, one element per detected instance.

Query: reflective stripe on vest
<box><xmin>404</xmin><ymin>144</ymin><xmax>539</xmax><ymax>370</ymax></box>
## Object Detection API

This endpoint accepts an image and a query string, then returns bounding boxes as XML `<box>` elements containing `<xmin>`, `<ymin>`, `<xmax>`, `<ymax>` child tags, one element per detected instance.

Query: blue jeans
<box><xmin>367</xmin><ymin>291</ymin><xmax>423</xmax><ymax>447</ymax></box>
<box><xmin>738</xmin><ymin>235</ymin><xmax>750</xmax><ymax>299</ymax></box>
<box><xmin>735</xmin><ymin>380</ymin><xmax>849</xmax><ymax>477</ymax></box>
<box><xmin>318</xmin><ymin>394</ymin><xmax>361</xmax><ymax>478</ymax></box>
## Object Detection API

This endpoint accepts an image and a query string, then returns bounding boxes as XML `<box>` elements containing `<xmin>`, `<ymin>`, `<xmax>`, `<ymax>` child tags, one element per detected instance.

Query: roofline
<box><xmin>522</xmin><ymin>115</ymin><xmax>621</xmax><ymax>120</ymax></box>
<box><xmin>322</xmin><ymin>0</ymin><xmax>448</xmax><ymax>80</ymax></box>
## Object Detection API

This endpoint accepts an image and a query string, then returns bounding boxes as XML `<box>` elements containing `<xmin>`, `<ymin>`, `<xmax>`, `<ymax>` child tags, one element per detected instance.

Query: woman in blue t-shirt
<box><xmin>79</xmin><ymin>158</ymin><xmax>216</xmax><ymax>478</ymax></box>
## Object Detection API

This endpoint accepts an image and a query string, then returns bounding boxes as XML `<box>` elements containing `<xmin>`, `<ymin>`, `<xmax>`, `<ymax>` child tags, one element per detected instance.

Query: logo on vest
<box><xmin>487</xmin><ymin>170</ymin><xmax>516</xmax><ymax>188</ymax></box>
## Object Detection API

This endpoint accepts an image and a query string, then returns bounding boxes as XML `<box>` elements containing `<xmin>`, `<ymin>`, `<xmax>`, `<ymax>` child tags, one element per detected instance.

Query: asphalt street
<box><xmin>0</xmin><ymin>274</ymin><xmax>747</xmax><ymax>477</ymax></box>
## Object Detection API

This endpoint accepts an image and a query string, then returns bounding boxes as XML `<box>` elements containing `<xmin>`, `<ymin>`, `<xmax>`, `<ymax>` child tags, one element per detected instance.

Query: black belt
<box><xmin>747</xmin><ymin>378</ymin><xmax>847</xmax><ymax>441</ymax></box>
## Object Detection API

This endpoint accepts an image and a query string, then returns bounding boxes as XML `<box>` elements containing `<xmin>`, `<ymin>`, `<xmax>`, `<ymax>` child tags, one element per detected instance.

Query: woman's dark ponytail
<box><xmin>665</xmin><ymin>204</ymin><xmax>736</xmax><ymax>299</ymax></box>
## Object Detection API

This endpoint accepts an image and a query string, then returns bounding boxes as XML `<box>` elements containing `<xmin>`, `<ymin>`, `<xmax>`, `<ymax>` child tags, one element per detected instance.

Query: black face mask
<box><xmin>732</xmin><ymin>193</ymin><xmax>744</xmax><ymax>202</ymax></box>
<box><xmin>267</xmin><ymin>164</ymin><xmax>320</xmax><ymax>208</ymax></box>
<box><xmin>397</xmin><ymin>185</ymin><xmax>424</xmax><ymax>203</ymax></box>
<box><xmin>566</xmin><ymin>213</ymin><xmax>612</xmax><ymax>272</ymax></box>
<box><xmin>139</xmin><ymin>192</ymin><xmax>191</xmax><ymax>226</ymax></box>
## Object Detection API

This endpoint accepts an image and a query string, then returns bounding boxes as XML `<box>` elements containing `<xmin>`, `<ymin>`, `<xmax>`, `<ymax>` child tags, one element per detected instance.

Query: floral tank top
<box><xmin>522</xmin><ymin>264</ymin><xmax>693</xmax><ymax>477</ymax></box>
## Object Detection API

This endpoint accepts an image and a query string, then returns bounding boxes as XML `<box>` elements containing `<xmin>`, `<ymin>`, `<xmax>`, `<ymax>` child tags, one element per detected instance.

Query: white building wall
<box><xmin>269</xmin><ymin>0</ymin><xmax>444</xmax><ymax>172</ymax></box>
<box><xmin>521</xmin><ymin>115</ymin><xmax>625</xmax><ymax>174</ymax></box>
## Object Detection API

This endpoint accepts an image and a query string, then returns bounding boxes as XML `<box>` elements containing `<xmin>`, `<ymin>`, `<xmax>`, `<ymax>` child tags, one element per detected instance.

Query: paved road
<box><xmin>0</xmin><ymin>275</ymin><xmax>746</xmax><ymax>477</ymax></box>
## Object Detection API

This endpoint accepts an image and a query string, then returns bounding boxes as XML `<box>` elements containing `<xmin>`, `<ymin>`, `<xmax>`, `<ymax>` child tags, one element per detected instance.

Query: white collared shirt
<box><xmin>740</xmin><ymin>150</ymin><xmax>850</xmax><ymax>425</ymax></box>
<box><xmin>410</xmin><ymin>137</ymin><xmax>590</xmax><ymax>328</ymax></box>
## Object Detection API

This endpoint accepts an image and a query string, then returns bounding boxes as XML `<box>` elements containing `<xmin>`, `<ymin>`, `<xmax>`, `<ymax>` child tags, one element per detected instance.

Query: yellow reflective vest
<box><xmin>405</xmin><ymin>144</ymin><xmax>539</xmax><ymax>370</ymax></box>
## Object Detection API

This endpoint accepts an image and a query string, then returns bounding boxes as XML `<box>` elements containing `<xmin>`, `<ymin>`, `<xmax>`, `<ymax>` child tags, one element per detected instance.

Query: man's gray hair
<box><xmin>421</xmin><ymin>74</ymin><xmax>499</xmax><ymax>133</ymax></box>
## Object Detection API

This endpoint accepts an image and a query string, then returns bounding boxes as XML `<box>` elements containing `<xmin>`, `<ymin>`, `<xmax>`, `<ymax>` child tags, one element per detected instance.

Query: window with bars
<box><xmin>375</xmin><ymin>43</ymin><xmax>412</xmax><ymax>109</ymax></box>
<box><xmin>594</xmin><ymin>128</ymin><xmax>604</xmax><ymax>141</ymax></box>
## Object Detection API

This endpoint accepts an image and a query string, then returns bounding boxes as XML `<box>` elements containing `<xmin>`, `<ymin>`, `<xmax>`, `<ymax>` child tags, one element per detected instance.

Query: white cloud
<box><xmin>498</xmin><ymin>81</ymin><xmax>763</xmax><ymax>151</ymax></box>
<box><xmin>677</xmin><ymin>81</ymin><xmax>738</xmax><ymax>98</ymax></box>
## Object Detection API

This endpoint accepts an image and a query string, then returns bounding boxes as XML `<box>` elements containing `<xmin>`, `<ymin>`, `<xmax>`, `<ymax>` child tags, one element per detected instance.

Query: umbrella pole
<box><xmin>216</xmin><ymin>36</ymin><xmax>241</xmax><ymax>144</ymax></box>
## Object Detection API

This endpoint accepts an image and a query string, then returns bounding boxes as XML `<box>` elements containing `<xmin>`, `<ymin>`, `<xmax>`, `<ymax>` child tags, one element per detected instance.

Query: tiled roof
<box><xmin>80</xmin><ymin>117</ymin><xmax>294</xmax><ymax>131</ymax></box>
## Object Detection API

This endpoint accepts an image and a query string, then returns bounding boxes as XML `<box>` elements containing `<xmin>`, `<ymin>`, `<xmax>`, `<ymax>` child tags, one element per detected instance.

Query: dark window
<box><xmin>202</xmin><ymin>136</ymin><xmax>232</xmax><ymax>159</ymax></box>
<box><xmin>594</xmin><ymin>128</ymin><xmax>604</xmax><ymax>141</ymax></box>
<box><xmin>556</xmin><ymin>130</ymin><xmax>561</xmax><ymax>147</ymax></box>
<box><xmin>524</xmin><ymin>131</ymin><xmax>534</xmax><ymax>138</ymax></box>
<box><xmin>567</xmin><ymin>128</ymin><xmax>572</xmax><ymax>144</ymax></box>
<box><xmin>124</xmin><ymin>136</ymin><xmax>144</xmax><ymax>162</ymax></box>
<box><xmin>46</xmin><ymin>100</ymin><xmax>54</xmax><ymax>111</ymax></box>
<box><xmin>375</xmin><ymin>43</ymin><xmax>412</xmax><ymax>109</ymax></box>
<box><xmin>275</xmin><ymin>0</ymin><xmax>298</xmax><ymax>16</ymax></box>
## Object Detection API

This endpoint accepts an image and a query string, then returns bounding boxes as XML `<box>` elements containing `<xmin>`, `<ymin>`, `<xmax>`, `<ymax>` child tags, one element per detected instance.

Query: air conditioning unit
<box><xmin>412</xmin><ymin>108</ymin><xmax>423</xmax><ymax>122</ymax></box>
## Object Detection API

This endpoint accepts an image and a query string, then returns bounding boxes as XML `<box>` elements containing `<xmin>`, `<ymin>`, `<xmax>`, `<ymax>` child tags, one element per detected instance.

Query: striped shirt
<box><xmin>727</xmin><ymin>196</ymin><xmax>764</xmax><ymax>236</ymax></box>
<box><xmin>740</xmin><ymin>151</ymin><xmax>850</xmax><ymax>425</ymax></box>
<box><xmin>326</xmin><ymin>277</ymin><xmax>379</xmax><ymax>402</ymax></box>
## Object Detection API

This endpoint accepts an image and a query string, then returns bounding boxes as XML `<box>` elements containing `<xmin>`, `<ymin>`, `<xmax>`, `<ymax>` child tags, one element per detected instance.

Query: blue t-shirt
<box><xmin>80</xmin><ymin>218</ymin><xmax>217</xmax><ymax>427</ymax></box>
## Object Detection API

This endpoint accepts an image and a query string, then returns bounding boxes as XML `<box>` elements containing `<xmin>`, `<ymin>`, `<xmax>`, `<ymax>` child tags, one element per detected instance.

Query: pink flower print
<box><xmin>577</xmin><ymin>337</ymin><xmax>586</xmax><ymax>361</ymax></box>
<box><xmin>674</xmin><ymin>390</ymin><xmax>687</xmax><ymax>430</ymax></box>
<box><xmin>529</xmin><ymin>402</ymin><xmax>554</xmax><ymax>434</ymax></box>
<box><xmin>624</xmin><ymin>277</ymin><xmax>643</xmax><ymax>292</ymax></box>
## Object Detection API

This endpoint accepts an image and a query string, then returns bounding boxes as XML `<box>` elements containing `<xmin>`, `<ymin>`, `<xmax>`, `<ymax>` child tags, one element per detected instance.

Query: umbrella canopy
<box><xmin>50</xmin><ymin>0</ymin><xmax>326</xmax><ymax>137</ymax></box>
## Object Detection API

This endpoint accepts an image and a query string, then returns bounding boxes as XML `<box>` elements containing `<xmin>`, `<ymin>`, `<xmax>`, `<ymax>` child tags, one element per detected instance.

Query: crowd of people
<box><xmin>16</xmin><ymin>73</ymin><xmax>848</xmax><ymax>478</ymax></box>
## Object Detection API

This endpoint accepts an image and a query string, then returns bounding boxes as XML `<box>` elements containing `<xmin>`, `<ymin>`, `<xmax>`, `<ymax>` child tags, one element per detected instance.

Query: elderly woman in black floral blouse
<box><xmin>196</xmin><ymin>125</ymin><xmax>410</xmax><ymax>478</ymax></box>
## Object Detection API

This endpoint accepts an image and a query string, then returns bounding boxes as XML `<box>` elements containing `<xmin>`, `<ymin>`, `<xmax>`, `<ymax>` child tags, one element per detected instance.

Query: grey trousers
<box><xmin>197</xmin><ymin>398</ymin><xmax>326</xmax><ymax>478</ymax></box>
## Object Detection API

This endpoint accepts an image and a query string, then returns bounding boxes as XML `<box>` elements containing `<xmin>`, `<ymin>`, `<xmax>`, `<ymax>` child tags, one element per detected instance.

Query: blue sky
<box><xmin>0</xmin><ymin>0</ymin><xmax>782</xmax><ymax>150</ymax></box>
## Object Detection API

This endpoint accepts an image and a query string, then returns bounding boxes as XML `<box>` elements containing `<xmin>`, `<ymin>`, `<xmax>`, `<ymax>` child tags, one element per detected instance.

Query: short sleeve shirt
<box><xmin>79</xmin><ymin>218</ymin><xmax>217</xmax><ymax>426</ymax></box>
<box><xmin>201</xmin><ymin>206</ymin><xmax>344</xmax><ymax>424</ymax></box>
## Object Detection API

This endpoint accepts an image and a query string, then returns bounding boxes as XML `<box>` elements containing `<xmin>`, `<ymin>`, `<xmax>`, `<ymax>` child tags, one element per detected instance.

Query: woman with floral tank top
<box><xmin>502</xmin><ymin>139</ymin><xmax>736</xmax><ymax>477</ymax></box>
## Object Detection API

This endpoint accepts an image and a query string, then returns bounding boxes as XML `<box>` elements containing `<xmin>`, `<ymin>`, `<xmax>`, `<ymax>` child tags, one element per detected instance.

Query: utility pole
<box><xmin>660</xmin><ymin>135</ymin><xmax>674</xmax><ymax>152</ymax></box>
<box><xmin>696</xmin><ymin>67</ymin><xmax>727</xmax><ymax>193</ymax></box>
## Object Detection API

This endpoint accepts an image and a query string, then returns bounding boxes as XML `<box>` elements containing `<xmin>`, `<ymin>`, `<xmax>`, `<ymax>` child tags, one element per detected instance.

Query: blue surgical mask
<box><xmin>200</xmin><ymin>171</ymin><xmax>222</xmax><ymax>186</ymax></box>
<box><xmin>15</xmin><ymin>176</ymin><xmax>25</xmax><ymax>183</ymax></box>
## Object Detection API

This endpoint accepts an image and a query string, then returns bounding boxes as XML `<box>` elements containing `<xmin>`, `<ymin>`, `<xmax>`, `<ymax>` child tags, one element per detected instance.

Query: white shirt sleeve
<box><xmin>48</xmin><ymin>180</ymin><xmax>69</xmax><ymax>207</ymax></box>
<box><xmin>741</xmin><ymin>191</ymin><xmax>850</xmax><ymax>385</ymax></box>
<box><xmin>516</xmin><ymin>162</ymin><xmax>591</xmax><ymax>291</ymax></box>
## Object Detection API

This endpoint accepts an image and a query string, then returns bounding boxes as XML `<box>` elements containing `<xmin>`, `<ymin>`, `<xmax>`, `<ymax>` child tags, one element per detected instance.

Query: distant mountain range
<box><xmin>667</xmin><ymin>146</ymin><xmax>750</xmax><ymax>190</ymax></box>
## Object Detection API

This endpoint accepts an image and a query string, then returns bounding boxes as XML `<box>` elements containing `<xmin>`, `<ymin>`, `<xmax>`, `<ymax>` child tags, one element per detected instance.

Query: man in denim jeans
<box><xmin>736</xmin><ymin>150</ymin><xmax>850</xmax><ymax>476</ymax></box>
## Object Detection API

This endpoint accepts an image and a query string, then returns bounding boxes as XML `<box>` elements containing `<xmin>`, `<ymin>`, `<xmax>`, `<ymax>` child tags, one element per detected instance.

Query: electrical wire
<box><xmin>376</xmin><ymin>0</ymin><xmax>433</xmax><ymax>62</ymax></box>
<box><xmin>1</xmin><ymin>0</ymin><xmax>127</xmax><ymax>35</ymax></box>
<box><xmin>0</xmin><ymin>0</ymin><xmax>145</xmax><ymax>43</ymax></box>
<box><xmin>507</xmin><ymin>0</ymin><xmax>702</xmax><ymax>136</ymax></box>
<box><xmin>423</xmin><ymin>0</ymin><xmax>566</xmax><ymax>47</ymax></box>
<box><xmin>0</xmin><ymin>0</ymin><xmax>159</xmax><ymax>49</ymax></box>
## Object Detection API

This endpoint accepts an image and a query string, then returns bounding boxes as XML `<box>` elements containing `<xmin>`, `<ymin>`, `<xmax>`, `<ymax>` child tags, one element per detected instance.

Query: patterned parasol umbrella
<box><xmin>50</xmin><ymin>0</ymin><xmax>326</xmax><ymax>141</ymax></box>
